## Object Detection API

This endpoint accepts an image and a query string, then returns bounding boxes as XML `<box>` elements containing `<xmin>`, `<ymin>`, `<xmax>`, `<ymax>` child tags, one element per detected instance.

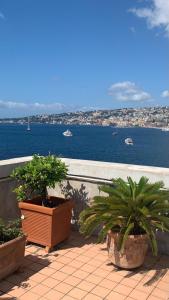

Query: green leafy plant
<box><xmin>0</xmin><ymin>219</ymin><xmax>23</xmax><ymax>244</ymax></box>
<box><xmin>79</xmin><ymin>176</ymin><xmax>169</xmax><ymax>255</ymax></box>
<box><xmin>11</xmin><ymin>154</ymin><xmax>68</xmax><ymax>206</ymax></box>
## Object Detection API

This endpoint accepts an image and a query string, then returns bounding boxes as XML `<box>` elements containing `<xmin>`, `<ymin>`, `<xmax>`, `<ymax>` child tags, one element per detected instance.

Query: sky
<box><xmin>0</xmin><ymin>0</ymin><xmax>168</xmax><ymax>117</ymax></box>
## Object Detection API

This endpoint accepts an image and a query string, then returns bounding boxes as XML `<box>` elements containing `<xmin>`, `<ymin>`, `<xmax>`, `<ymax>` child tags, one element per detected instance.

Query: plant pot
<box><xmin>107</xmin><ymin>231</ymin><xmax>148</xmax><ymax>269</ymax></box>
<box><xmin>0</xmin><ymin>235</ymin><xmax>26</xmax><ymax>281</ymax></box>
<box><xmin>19</xmin><ymin>197</ymin><xmax>74</xmax><ymax>253</ymax></box>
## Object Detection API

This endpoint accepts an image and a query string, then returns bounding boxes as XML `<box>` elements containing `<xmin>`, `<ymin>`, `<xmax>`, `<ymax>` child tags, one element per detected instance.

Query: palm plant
<box><xmin>79</xmin><ymin>176</ymin><xmax>169</xmax><ymax>255</ymax></box>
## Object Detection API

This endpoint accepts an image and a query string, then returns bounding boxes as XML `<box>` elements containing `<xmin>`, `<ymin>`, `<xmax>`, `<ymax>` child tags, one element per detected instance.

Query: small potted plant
<box><xmin>0</xmin><ymin>218</ymin><xmax>26</xmax><ymax>280</ymax></box>
<box><xmin>79</xmin><ymin>176</ymin><xmax>169</xmax><ymax>269</ymax></box>
<box><xmin>11</xmin><ymin>154</ymin><xmax>74</xmax><ymax>253</ymax></box>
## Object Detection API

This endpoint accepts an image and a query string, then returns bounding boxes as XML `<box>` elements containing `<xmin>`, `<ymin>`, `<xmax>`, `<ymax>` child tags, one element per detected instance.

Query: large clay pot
<box><xmin>19</xmin><ymin>196</ymin><xmax>74</xmax><ymax>253</ymax></box>
<box><xmin>107</xmin><ymin>231</ymin><xmax>148</xmax><ymax>269</ymax></box>
<box><xmin>0</xmin><ymin>235</ymin><xmax>26</xmax><ymax>280</ymax></box>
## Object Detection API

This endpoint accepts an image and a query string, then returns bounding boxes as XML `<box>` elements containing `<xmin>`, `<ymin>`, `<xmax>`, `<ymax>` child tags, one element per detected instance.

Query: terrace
<box><xmin>1</xmin><ymin>157</ymin><xmax>169</xmax><ymax>300</ymax></box>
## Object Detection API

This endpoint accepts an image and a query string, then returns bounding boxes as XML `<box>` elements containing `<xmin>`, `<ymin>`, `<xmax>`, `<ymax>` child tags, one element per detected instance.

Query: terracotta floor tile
<box><xmin>39</xmin><ymin>266</ymin><xmax>56</xmax><ymax>276</ymax></box>
<box><xmin>19</xmin><ymin>279</ymin><xmax>38</xmax><ymax>291</ymax></box>
<box><xmin>160</xmin><ymin>274</ymin><xmax>169</xmax><ymax>283</ymax></box>
<box><xmin>19</xmin><ymin>291</ymin><xmax>40</xmax><ymax>299</ymax></box>
<box><xmin>83</xmin><ymin>251</ymin><xmax>97</xmax><ymax>258</ymax></box>
<box><xmin>106</xmin><ymin>290</ymin><xmax>126</xmax><ymax>300</ymax></box>
<box><xmin>0</xmin><ymin>280</ymin><xmax>14</xmax><ymax>293</ymax></box>
<box><xmin>93</xmin><ymin>268</ymin><xmax>110</xmax><ymax>278</ymax></box>
<box><xmin>77</xmin><ymin>280</ymin><xmax>95</xmax><ymax>292</ymax></box>
<box><xmin>147</xmin><ymin>296</ymin><xmax>160</xmax><ymax>300</ymax></box>
<box><xmin>151</xmin><ymin>287</ymin><xmax>169</xmax><ymax>299</ymax></box>
<box><xmin>28</xmin><ymin>262</ymin><xmax>43</xmax><ymax>272</ymax></box>
<box><xmin>8</xmin><ymin>286</ymin><xmax>27</xmax><ymax>298</ymax></box>
<box><xmin>49</xmin><ymin>261</ymin><xmax>65</xmax><ymax>270</ymax></box>
<box><xmin>58</xmin><ymin>256</ymin><xmax>73</xmax><ymax>265</ymax></box>
<box><xmin>95</xmin><ymin>254</ymin><xmax>107</xmax><ymax>262</ymax></box>
<box><xmin>156</xmin><ymin>280</ymin><xmax>169</xmax><ymax>291</ymax></box>
<box><xmin>80</xmin><ymin>263</ymin><xmax>97</xmax><ymax>273</ymax></box>
<box><xmin>68</xmin><ymin>287</ymin><xmax>88</xmax><ymax>299</ymax></box>
<box><xmin>120</xmin><ymin>277</ymin><xmax>139</xmax><ymax>288</ymax></box>
<box><xmin>85</xmin><ymin>274</ymin><xmax>102</xmax><ymax>285</ymax></box>
<box><xmin>114</xmin><ymin>283</ymin><xmax>133</xmax><ymax>296</ymax></box>
<box><xmin>83</xmin><ymin>293</ymin><xmax>102</xmax><ymax>300</ymax></box>
<box><xmin>87</xmin><ymin>259</ymin><xmax>102</xmax><ymax>267</ymax></box>
<box><xmin>68</xmin><ymin>260</ymin><xmax>85</xmax><ymax>269</ymax></box>
<box><xmin>129</xmin><ymin>289</ymin><xmax>149</xmax><ymax>300</ymax></box>
<box><xmin>42</xmin><ymin>277</ymin><xmax>60</xmax><ymax>288</ymax></box>
<box><xmin>73</xmin><ymin>270</ymin><xmax>89</xmax><ymax>280</ymax></box>
<box><xmin>91</xmin><ymin>285</ymin><xmax>110</xmax><ymax>298</ymax></box>
<box><xmin>45</xmin><ymin>289</ymin><xmax>64</xmax><ymax>300</ymax></box>
<box><xmin>64</xmin><ymin>252</ymin><xmax>79</xmax><ymax>259</ymax></box>
<box><xmin>30</xmin><ymin>283</ymin><xmax>50</xmax><ymax>296</ymax></box>
<box><xmin>136</xmin><ymin>281</ymin><xmax>155</xmax><ymax>294</ymax></box>
<box><xmin>60</xmin><ymin>266</ymin><xmax>77</xmax><ymax>275</ymax></box>
<box><xmin>5</xmin><ymin>274</ymin><xmax>23</xmax><ymax>285</ymax></box>
<box><xmin>51</xmin><ymin>270</ymin><xmax>69</xmax><ymax>281</ymax></box>
<box><xmin>98</xmin><ymin>278</ymin><xmax>117</xmax><ymax>290</ymax></box>
<box><xmin>62</xmin><ymin>296</ymin><xmax>77</xmax><ymax>300</ymax></box>
<box><xmin>63</xmin><ymin>276</ymin><xmax>82</xmax><ymax>287</ymax></box>
<box><xmin>54</xmin><ymin>282</ymin><xmax>73</xmax><ymax>293</ymax></box>
<box><xmin>76</xmin><ymin>255</ymin><xmax>91</xmax><ymax>263</ymax></box>
<box><xmin>71</xmin><ymin>248</ymin><xmax>84</xmax><ymax>254</ymax></box>
<box><xmin>106</xmin><ymin>272</ymin><xmax>123</xmax><ymax>283</ymax></box>
<box><xmin>29</xmin><ymin>272</ymin><xmax>47</xmax><ymax>283</ymax></box>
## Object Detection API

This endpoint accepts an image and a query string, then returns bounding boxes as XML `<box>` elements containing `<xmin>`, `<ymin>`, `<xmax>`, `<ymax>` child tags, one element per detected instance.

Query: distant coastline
<box><xmin>0</xmin><ymin>106</ymin><xmax>169</xmax><ymax>129</ymax></box>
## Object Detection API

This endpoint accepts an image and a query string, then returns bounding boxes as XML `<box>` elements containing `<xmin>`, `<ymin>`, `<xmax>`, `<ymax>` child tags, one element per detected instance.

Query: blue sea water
<box><xmin>0</xmin><ymin>124</ymin><xmax>169</xmax><ymax>168</ymax></box>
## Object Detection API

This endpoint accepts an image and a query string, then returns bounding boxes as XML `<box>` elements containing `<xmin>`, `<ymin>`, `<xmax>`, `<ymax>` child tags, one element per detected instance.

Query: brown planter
<box><xmin>19</xmin><ymin>197</ymin><xmax>74</xmax><ymax>253</ymax></box>
<box><xmin>0</xmin><ymin>235</ymin><xmax>26</xmax><ymax>281</ymax></box>
<box><xmin>107</xmin><ymin>231</ymin><xmax>148</xmax><ymax>269</ymax></box>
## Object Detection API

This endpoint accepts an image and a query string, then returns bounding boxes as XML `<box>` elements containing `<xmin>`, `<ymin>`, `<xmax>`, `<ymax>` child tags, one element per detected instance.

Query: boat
<box><xmin>27</xmin><ymin>117</ymin><xmax>31</xmax><ymax>131</ymax></box>
<box><xmin>62</xmin><ymin>129</ymin><xmax>73</xmax><ymax>137</ymax></box>
<box><xmin>161</xmin><ymin>128</ymin><xmax>169</xmax><ymax>132</ymax></box>
<box><xmin>112</xmin><ymin>132</ymin><xmax>118</xmax><ymax>136</ymax></box>
<box><xmin>125</xmin><ymin>138</ymin><xmax>133</xmax><ymax>145</ymax></box>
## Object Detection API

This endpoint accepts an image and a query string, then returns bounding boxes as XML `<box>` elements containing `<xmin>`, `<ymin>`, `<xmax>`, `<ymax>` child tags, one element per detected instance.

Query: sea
<box><xmin>0</xmin><ymin>124</ymin><xmax>169</xmax><ymax>168</ymax></box>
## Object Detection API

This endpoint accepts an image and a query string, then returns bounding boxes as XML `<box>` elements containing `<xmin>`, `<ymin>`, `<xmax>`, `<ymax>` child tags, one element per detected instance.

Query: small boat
<box><xmin>112</xmin><ymin>132</ymin><xmax>118</xmax><ymax>136</ymax></box>
<box><xmin>63</xmin><ymin>129</ymin><xmax>73</xmax><ymax>137</ymax></box>
<box><xmin>161</xmin><ymin>128</ymin><xmax>169</xmax><ymax>132</ymax></box>
<box><xmin>27</xmin><ymin>117</ymin><xmax>31</xmax><ymax>131</ymax></box>
<box><xmin>125</xmin><ymin>138</ymin><xmax>133</xmax><ymax>145</ymax></box>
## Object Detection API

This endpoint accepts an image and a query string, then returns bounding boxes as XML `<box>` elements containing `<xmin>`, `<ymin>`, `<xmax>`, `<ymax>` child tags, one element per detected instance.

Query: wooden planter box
<box><xmin>19</xmin><ymin>197</ymin><xmax>74</xmax><ymax>252</ymax></box>
<box><xmin>0</xmin><ymin>235</ymin><xmax>26</xmax><ymax>281</ymax></box>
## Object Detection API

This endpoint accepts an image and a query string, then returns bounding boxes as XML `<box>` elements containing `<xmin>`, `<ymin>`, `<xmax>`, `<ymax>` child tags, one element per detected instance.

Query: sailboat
<box><xmin>27</xmin><ymin>117</ymin><xmax>31</xmax><ymax>131</ymax></box>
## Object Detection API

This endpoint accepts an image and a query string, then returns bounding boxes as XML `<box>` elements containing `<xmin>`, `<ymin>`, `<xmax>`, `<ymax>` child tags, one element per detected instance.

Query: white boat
<box><xmin>112</xmin><ymin>132</ymin><xmax>118</xmax><ymax>136</ymax></box>
<box><xmin>125</xmin><ymin>138</ymin><xmax>133</xmax><ymax>145</ymax></box>
<box><xmin>63</xmin><ymin>129</ymin><xmax>72</xmax><ymax>137</ymax></box>
<box><xmin>27</xmin><ymin>117</ymin><xmax>31</xmax><ymax>131</ymax></box>
<box><xmin>161</xmin><ymin>128</ymin><xmax>169</xmax><ymax>132</ymax></box>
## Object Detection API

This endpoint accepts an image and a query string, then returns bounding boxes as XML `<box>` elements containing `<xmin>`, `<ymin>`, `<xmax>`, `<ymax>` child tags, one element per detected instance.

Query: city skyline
<box><xmin>0</xmin><ymin>0</ymin><xmax>168</xmax><ymax>117</ymax></box>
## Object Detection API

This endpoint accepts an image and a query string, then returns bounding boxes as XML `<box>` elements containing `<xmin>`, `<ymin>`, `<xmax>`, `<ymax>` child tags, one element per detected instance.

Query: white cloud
<box><xmin>0</xmin><ymin>11</ymin><xmax>5</xmax><ymax>20</ymax></box>
<box><xmin>0</xmin><ymin>100</ymin><xmax>66</xmax><ymax>111</ymax></box>
<box><xmin>129</xmin><ymin>0</ymin><xmax>169</xmax><ymax>37</ymax></box>
<box><xmin>161</xmin><ymin>90</ymin><xmax>169</xmax><ymax>98</ymax></box>
<box><xmin>108</xmin><ymin>81</ymin><xmax>152</xmax><ymax>102</ymax></box>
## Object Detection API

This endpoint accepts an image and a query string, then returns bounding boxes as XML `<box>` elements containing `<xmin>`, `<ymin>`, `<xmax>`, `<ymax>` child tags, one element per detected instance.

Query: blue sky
<box><xmin>0</xmin><ymin>0</ymin><xmax>168</xmax><ymax>117</ymax></box>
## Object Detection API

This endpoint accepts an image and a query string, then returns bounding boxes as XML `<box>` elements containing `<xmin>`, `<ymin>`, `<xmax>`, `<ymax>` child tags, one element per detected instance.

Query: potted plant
<box><xmin>0</xmin><ymin>218</ymin><xmax>26</xmax><ymax>280</ymax></box>
<box><xmin>79</xmin><ymin>176</ymin><xmax>169</xmax><ymax>269</ymax></box>
<box><xmin>11</xmin><ymin>154</ymin><xmax>74</xmax><ymax>253</ymax></box>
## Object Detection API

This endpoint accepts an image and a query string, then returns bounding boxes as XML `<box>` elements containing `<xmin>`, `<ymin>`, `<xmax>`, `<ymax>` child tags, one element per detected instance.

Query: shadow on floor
<box><xmin>0</xmin><ymin>255</ymin><xmax>50</xmax><ymax>298</ymax></box>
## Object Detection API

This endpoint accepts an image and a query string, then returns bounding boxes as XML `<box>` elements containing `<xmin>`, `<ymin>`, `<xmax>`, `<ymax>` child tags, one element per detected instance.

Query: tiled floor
<box><xmin>1</xmin><ymin>232</ymin><xmax>169</xmax><ymax>300</ymax></box>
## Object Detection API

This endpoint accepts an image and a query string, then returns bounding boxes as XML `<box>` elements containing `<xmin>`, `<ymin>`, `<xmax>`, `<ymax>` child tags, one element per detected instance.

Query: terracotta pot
<box><xmin>107</xmin><ymin>231</ymin><xmax>148</xmax><ymax>269</ymax></box>
<box><xmin>0</xmin><ymin>235</ymin><xmax>26</xmax><ymax>281</ymax></box>
<box><xmin>19</xmin><ymin>197</ymin><xmax>74</xmax><ymax>253</ymax></box>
